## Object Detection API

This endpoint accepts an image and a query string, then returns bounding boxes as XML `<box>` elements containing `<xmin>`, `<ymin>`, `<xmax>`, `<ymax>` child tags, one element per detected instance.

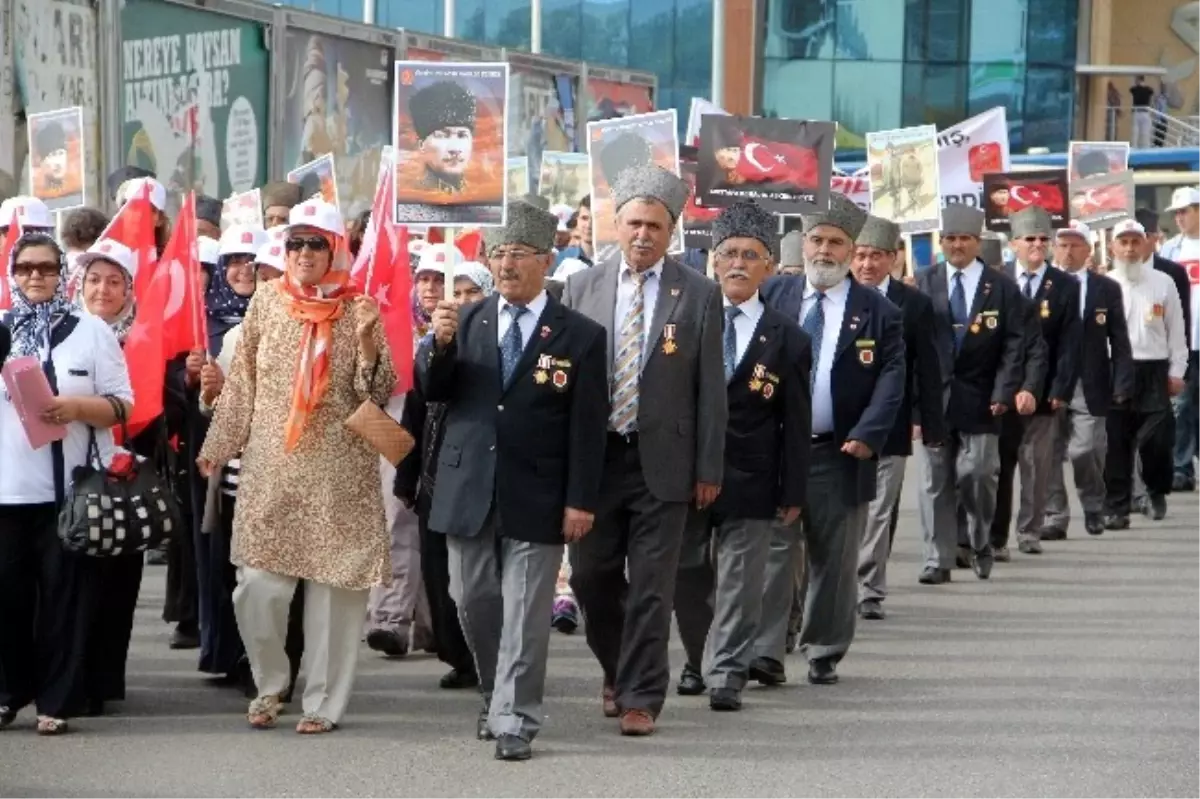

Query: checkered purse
<box><xmin>57</xmin><ymin>397</ymin><xmax>182</xmax><ymax>557</ymax></box>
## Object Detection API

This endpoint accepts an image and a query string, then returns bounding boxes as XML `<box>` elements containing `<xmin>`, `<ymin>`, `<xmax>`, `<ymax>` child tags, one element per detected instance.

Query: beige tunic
<box><xmin>199</xmin><ymin>287</ymin><xmax>397</xmax><ymax>590</ymax></box>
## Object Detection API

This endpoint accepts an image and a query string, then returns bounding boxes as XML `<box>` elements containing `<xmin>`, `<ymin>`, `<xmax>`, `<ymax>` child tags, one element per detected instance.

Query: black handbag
<box><xmin>57</xmin><ymin>396</ymin><xmax>183</xmax><ymax>557</ymax></box>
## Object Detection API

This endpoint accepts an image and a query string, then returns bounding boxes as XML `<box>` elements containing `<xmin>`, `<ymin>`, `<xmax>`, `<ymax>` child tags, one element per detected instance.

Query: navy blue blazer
<box><xmin>760</xmin><ymin>274</ymin><xmax>907</xmax><ymax>506</ymax></box>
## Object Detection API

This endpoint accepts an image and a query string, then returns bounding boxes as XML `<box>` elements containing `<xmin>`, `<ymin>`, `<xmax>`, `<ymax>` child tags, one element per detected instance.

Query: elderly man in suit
<box><xmin>850</xmin><ymin>215</ymin><xmax>947</xmax><ymax>621</ymax></box>
<box><xmin>420</xmin><ymin>200</ymin><xmax>609</xmax><ymax>761</ymax></box>
<box><xmin>671</xmin><ymin>201</ymin><xmax>811</xmax><ymax>710</ymax></box>
<box><xmin>562</xmin><ymin>165</ymin><xmax>727</xmax><ymax>736</ymax></box>
<box><xmin>917</xmin><ymin>206</ymin><xmax>1026</xmax><ymax>583</ymax></box>
<box><xmin>752</xmin><ymin>194</ymin><xmax>906</xmax><ymax>686</ymax></box>
<box><xmin>1042</xmin><ymin>221</ymin><xmax>1134</xmax><ymax>536</ymax></box>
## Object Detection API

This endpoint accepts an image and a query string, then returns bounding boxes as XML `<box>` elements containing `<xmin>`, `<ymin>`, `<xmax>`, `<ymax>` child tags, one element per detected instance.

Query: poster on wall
<box><xmin>865</xmin><ymin>125</ymin><xmax>942</xmax><ymax>234</ymax></box>
<box><xmin>936</xmin><ymin>106</ymin><xmax>1010</xmax><ymax>208</ymax></box>
<box><xmin>583</xmin><ymin>77</ymin><xmax>653</xmax><ymax>122</ymax></box>
<box><xmin>507</xmin><ymin>156</ymin><xmax>530</xmax><ymax>198</ymax></box>
<box><xmin>282</xmin><ymin>30</ymin><xmax>392</xmax><ymax>219</ymax></box>
<box><xmin>119</xmin><ymin>0</ymin><xmax>269</xmax><ymax>215</ymax></box>
<box><xmin>393</xmin><ymin>61</ymin><xmax>509</xmax><ymax>226</ymax></box>
<box><xmin>982</xmin><ymin>169</ymin><xmax>1069</xmax><ymax>233</ymax></box>
<box><xmin>538</xmin><ymin>151</ymin><xmax>589</xmax><ymax>208</ymax></box>
<box><xmin>507</xmin><ymin>69</ymin><xmax>578</xmax><ymax>179</ymax></box>
<box><xmin>26</xmin><ymin>107</ymin><xmax>86</xmax><ymax>212</ymax></box>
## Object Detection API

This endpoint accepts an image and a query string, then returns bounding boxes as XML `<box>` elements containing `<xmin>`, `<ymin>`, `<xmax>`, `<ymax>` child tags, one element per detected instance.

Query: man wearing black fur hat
<box><xmin>34</xmin><ymin>120</ymin><xmax>69</xmax><ymax>192</ymax></box>
<box><xmin>409</xmin><ymin>80</ymin><xmax>478</xmax><ymax>194</ymax></box>
<box><xmin>195</xmin><ymin>194</ymin><xmax>223</xmax><ymax>240</ymax></box>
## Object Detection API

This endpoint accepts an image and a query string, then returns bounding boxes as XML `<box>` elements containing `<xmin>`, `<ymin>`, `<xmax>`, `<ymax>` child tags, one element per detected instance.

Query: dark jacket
<box><xmin>883</xmin><ymin>277</ymin><xmax>948</xmax><ymax>455</ymax></box>
<box><xmin>1065</xmin><ymin>270</ymin><xmax>1135</xmax><ymax>416</ymax></box>
<box><xmin>1007</xmin><ymin>264</ymin><xmax>1081</xmax><ymax>412</ymax></box>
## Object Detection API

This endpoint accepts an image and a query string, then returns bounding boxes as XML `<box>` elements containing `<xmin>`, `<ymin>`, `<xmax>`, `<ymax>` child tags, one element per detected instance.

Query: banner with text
<box><xmin>937</xmin><ymin>106</ymin><xmax>1010</xmax><ymax>209</ymax></box>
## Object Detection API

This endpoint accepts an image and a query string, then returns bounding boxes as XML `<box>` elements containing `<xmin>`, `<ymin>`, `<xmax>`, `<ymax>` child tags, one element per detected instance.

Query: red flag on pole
<box><xmin>160</xmin><ymin>192</ymin><xmax>206</xmax><ymax>357</ymax></box>
<box><xmin>99</xmin><ymin>184</ymin><xmax>160</xmax><ymax>301</ymax></box>
<box><xmin>0</xmin><ymin>221</ymin><xmax>19</xmax><ymax>311</ymax></box>
<box><xmin>121</xmin><ymin>250</ymin><xmax>170</xmax><ymax>437</ymax></box>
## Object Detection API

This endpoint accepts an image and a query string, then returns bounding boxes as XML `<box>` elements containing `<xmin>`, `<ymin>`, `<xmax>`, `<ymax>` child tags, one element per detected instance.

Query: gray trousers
<box><xmin>857</xmin><ymin>455</ymin><xmax>906</xmax><ymax>603</ymax></box>
<box><xmin>1044</xmin><ymin>390</ymin><xmax>1108</xmax><ymax>528</ymax></box>
<box><xmin>753</xmin><ymin>518</ymin><xmax>802</xmax><ymax>666</ymax></box>
<box><xmin>798</xmin><ymin>443</ymin><xmax>869</xmax><ymax>665</ymax></box>
<box><xmin>674</xmin><ymin>512</ymin><xmax>714</xmax><ymax>674</ymax></box>
<box><xmin>920</xmin><ymin>433</ymin><xmax>1000</xmax><ymax>568</ymax></box>
<box><xmin>706</xmin><ymin>518</ymin><xmax>773</xmax><ymax>689</ymax></box>
<box><xmin>447</xmin><ymin>515</ymin><xmax>561</xmax><ymax>741</ymax></box>
<box><xmin>1016</xmin><ymin>414</ymin><xmax>1059</xmax><ymax>538</ymax></box>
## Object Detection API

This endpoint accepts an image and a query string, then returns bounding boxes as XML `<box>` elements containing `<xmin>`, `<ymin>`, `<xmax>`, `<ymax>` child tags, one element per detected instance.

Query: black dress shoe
<box><xmin>709</xmin><ymin>687</ymin><xmax>742</xmax><ymax>711</ymax></box>
<box><xmin>748</xmin><ymin>657</ymin><xmax>786</xmax><ymax>686</ymax></box>
<box><xmin>918</xmin><ymin>566</ymin><xmax>951</xmax><ymax>585</ymax></box>
<box><xmin>1148</xmin><ymin>494</ymin><xmax>1167</xmax><ymax>521</ymax></box>
<box><xmin>494</xmin><ymin>734</ymin><xmax>532</xmax><ymax>761</ymax></box>
<box><xmin>858</xmin><ymin>599</ymin><xmax>885</xmax><ymax>620</ymax></box>
<box><xmin>169</xmin><ymin>624</ymin><xmax>200</xmax><ymax>650</ymax></box>
<box><xmin>1038</xmin><ymin>526</ymin><xmax>1067</xmax><ymax>541</ymax></box>
<box><xmin>971</xmin><ymin>552</ymin><xmax>993</xmax><ymax>580</ymax></box>
<box><xmin>1172</xmin><ymin>474</ymin><xmax>1194</xmax><ymax>492</ymax></box>
<box><xmin>807</xmin><ymin>658</ymin><xmax>838</xmax><ymax>685</ymax></box>
<box><xmin>1084</xmin><ymin>512</ymin><xmax>1106</xmax><ymax>535</ymax></box>
<box><xmin>1105</xmin><ymin>514</ymin><xmax>1130</xmax><ymax>530</ymax></box>
<box><xmin>476</xmin><ymin>709</ymin><xmax>495</xmax><ymax>741</ymax></box>
<box><xmin>439</xmin><ymin>668</ymin><xmax>480</xmax><ymax>690</ymax></box>
<box><xmin>366</xmin><ymin>629</ymin><xmax>409</xmax><ymax>658</ymax></box>
<box><xmin>954</xmin><ymin>546</ymin><xmax>972</xmax><ymax>569</ymax></box>
<box><xmin>676</xmin><ymin>667</ymin><xmax>706</xmax><ymax>696</ymax></box>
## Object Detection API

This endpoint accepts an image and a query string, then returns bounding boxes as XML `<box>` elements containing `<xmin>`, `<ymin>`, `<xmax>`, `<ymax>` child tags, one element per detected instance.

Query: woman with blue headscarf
<box><xmin>0</xmin><ymin>232</ymin><xmax>132</xmax><ymax>735</ymax></box>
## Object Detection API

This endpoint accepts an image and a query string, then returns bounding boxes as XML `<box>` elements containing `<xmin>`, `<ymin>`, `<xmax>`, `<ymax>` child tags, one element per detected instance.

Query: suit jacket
<box><xmin>1067</xmin><ymin>271</ymin><xmax>1135</xmax><ymax>416</ymax></box>
<box><xmin>562</xmin><ymin>254</ymin><xmax>727</xmax><ymax>502</ymax></box>
<box><xmin>1153</xmin><ymin>254</ymin><xmax>1193</xmax><ymax>350</ymax></box>
<box><xmin>918</xmin><ymin>262</ymin><xmax>1026</xmax><ymax>435</ymax></box>
<box><xmin>710</xmin><ymin>305</ymin><xmax>812</xmax><ymax>520</ymax></box>
<box><xmin>883</xmin><ymin>278</ymin><xmax>948</xmax><ymax>456</ymax></box>
<box><xmin>760</xmin><ymin>274</ymin><xmax>907</xmax><ymax>506</ymax></box>
<box><xmin>419</xmin><ymin>293</ymin><xmax>609</xmax><ymax>545</ymax></box>
<box><xmin>1006</xmin><ymin>264</ymin><xmax>1081</xmax><ymax>413</ymax></box>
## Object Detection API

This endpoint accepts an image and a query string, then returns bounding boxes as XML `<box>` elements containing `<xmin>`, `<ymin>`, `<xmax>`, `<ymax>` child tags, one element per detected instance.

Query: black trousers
<box><xmin>1107</xmin><ymin>360</ymin><xmax>1174</xmax><ymax>515</ymax></box>
<box><xmin>569</xmin><ymin>437</ymin><xmax>689</xmax><ymax>717</ymax></box>
<box><xmin>83</xmin><ymin>552</ymin><xmax>144</xmax><ymax>706</ymax></box>
<box><xmin>417</xmin><ymin>496</ymin><xmax>474</xmax><ymax>674</ymax></box>
<box><xmin>0</xmin><ymin>503</ymin><xmax>90</xmax><ymax>719</ymax></box>
<box><xmin>989</xmin><ymin>411</ymin><xmax>1025</xmax><ymax>550</ymax></box>
<box><xmin>197</xmin><ymin>497</ymin><xmax>246</xmax><ymax>676</ymax></box>
<box><xmin>163</xmin><ymin>469</ymin><xmax>199</xmax><ymax>628</ymax></box>
<box><xmin>673</xmin><ymin>510</ymin><xmax>714</xmax><ymax>674</ymax></box>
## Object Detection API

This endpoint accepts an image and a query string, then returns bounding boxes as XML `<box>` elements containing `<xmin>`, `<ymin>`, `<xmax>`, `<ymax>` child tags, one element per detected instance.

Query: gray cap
<box><xmin>856</xmin><ymin>215</ymin><xmax>900</xmax><ymax>252</ymax></box>
<box><xmin>711</xmin><ymin>201</ymin><xmax>778</xmax><ymax>257</ymax></box>
<box><xmin>483</xmin><ymin>200</ymin><xmax>559</xmax><ymax>254</ymax></box>
<box><xmin>940</xmin><ymin>204</ymin><xmax>985</xmax><ymax>237</ymax></box>
<box><xmin>611</xmin><ymin>165</ymin><xmax>689</xmax><ymax>221</ymax></box>
<box><xmin>801</xmin><ymin>193</ymin><xmax>868</xmax><ymax>241</ymax></box>
<box><xmin>979</xmin><ymin>232</ymin><xmax>1004</xmax><ymax>267</ymax></box>
<box><xmin>780</xmin><ymin>230</ymin><xmax>804</xmax><ymax>267</ymax></box>
<box><xmin>263</xmin><ymin>181</ymin><xmax>302</xmax><ymax>209</ymax></box>
<box><xmin>195</xmin><ymin>194</ymin><xmax>223</xmax><ymax>227</ymax></box>
<box><xmin>1009</xmin><ymin>206</ymin><xmax>1053</xmax><ymax>239</ymax></box>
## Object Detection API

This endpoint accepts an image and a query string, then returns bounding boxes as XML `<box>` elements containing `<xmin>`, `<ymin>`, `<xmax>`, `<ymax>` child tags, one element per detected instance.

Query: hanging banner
<box><xmin>538</xmin><ymin>151</ymin><xmax>589</xmax><ymax>209</ymax></box>
<box><xmin>507</xmin><ymin>156</ymin><xmax>530</xmax><ymax>198</ymax></box>
<box><xmin>583</xmin><ymin>77</ymin><xmax>653</xmax><ymax>122</ymax></box>
<box><xmin>936</xmin><ymin>106</ymin><xmax>1010</xmax><ymax>209</ymax></box>
<box><xmin>507</xmin><ymin>68</ymin><xmax>578</xmax><ymax>179</ymax></box>
<box><xmin>685</xmin><ymin>98</ymin><xmax>728</xmax><ymax>148</ymax></box>
<box><xmin>282</xmin><ymin>30</ymin><xmax>393</xmax><ymax>220</ymax></box>
<box><xmin>982</xmin><ymin>168</ymin><xmax>1069</xmax><ymax>233</ymax></box>
<box><xmin>119</xmin><ymin>0</ymin><xmax>269</xmax><ymax>215</ymax></box>
<box><xmin>866</xmin><ymin>125</ymin><xmax>942</xmax><ymax>234</ymax></box>
<box><xmin>393</xmin><ymin>61</ymin><xmax>509</xmax><ymax>227</ymax></box>
<box><xmin>26</xmin><ymin>107</ymin><xmax>86</xmax><ymax>212</ymax></box>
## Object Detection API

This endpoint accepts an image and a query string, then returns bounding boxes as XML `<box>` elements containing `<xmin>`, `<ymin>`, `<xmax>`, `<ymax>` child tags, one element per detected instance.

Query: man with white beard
<box><xmin>1104</xmin><ymin>220</ymin><xmax>1188</xmax><ymax>528</ymax></box>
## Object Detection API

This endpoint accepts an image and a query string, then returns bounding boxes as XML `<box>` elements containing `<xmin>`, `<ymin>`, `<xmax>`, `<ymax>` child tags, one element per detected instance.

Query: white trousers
<box><xmin>1131</xmin><ymin>109</ymin><xmax>1152</xmax><ymax>149</ymax></box>
<box><xmin>234</xmin><ymin>566</ymin><xmax>369</xmax><ymax>724</ymax></box>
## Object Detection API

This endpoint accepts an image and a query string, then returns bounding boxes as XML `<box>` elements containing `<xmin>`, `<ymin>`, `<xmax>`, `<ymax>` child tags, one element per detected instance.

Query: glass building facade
<box><xmin>762</xmin><ymin>0</ymin><xmax>1079</xmax><ymax>152</ymax></box>
<box><xmin>280</xmin><ymin>0</ymin><xmax>713</xmax><ymax>131</ymax></box>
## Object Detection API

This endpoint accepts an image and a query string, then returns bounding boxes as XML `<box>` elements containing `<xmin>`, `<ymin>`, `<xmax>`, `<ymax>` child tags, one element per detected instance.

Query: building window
<box><xmin>835</xmin><ymin>0</ymin><xmax>905</xmax><ymax>61</ymax></box>
<box><xmin>902</xmin><ymin>63</ymin><xmax>968</xmax><ymax>129</ymax></box>
<box><xmin>1024</xmin><ymin>67</ymin><xmax>1073</xmax><ymax>149</ymax></box>
<box><xmin>968</xmin><ymin>61</ymin><xmax>1026</xmax><ymax>149</ymax></box>
<box><xmin>762</xmin><ymin>58</ymin><xmax>833</xmax><ymax>122</ymax></box>
<box><xmin>833</xmin><ymin>61</ymin><xmax>904</xmax><ymax>146</ymax></box>
<box><xmin>581</xmin><ymin>0</ymin><xmax>630</xmax><ymax>66</ymax></box>
<box><xmin>629</xmin><ymin>0</ymin><xmax>675</xmax><ymax>77</ymax></box>
<box><xmin>904</xmin><ymin>0</ymin><xmax>968</xmax><ymax>63</ymax></box>
<box><xmin>764</xmin><ymin>0</ymin><xmax>836</xmax><ymax>61</ymax></box>
<box><xmin>1026</xmin><ymin>0</ymin><xmax>1077</xmax><ymax>67</ymax></box>
<box><xmin>540</xmin><ymin>0</ymin><xmax>583</xmax><ymax>60</ymax></box>
<box><xmin>968</xmin><ymin>0</ymin><xmax>1028</xmax><ymax>64</ymax></box>
<box><xmin>378</xmin><ymin>0</ymin><xmax>443</xmax><ymax>32</ymax></box>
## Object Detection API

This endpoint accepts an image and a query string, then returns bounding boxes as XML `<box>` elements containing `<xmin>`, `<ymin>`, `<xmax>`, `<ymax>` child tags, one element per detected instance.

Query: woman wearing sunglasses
<box><xmin>198</xmin><ymin>200</ymin><xmax>396</xmax><ymax>734</ymax></box>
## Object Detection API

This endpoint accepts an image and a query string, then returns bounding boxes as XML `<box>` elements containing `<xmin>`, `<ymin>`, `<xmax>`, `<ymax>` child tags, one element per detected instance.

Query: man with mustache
<box><xmin>916</xmin><ymin>206</ymin><xmax>1027</xmax><ymax>583</ymax></box>
<box><xmin>754</xmin><ymin>194</ymin><xmax>906</xmax><ymax>686</ymax></box>
<box><xmin>562</xmin><ymin>165</ymin><xmax>727</xmax><ymax>736</ymax></box>
<box><xmin>409</xmin><ymin>80</ymin><xmax>477</xmax><ymax>195</ymax></box>
<box><xmin>1103</xmin><ymin>220</ymin><xmax>1188</xmax><ymax>528</ymax></box>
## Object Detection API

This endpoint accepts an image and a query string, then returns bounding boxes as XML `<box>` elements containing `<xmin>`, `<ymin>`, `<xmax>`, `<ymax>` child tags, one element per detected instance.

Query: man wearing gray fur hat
<box><xmin>670</xmin><ymin>201</ymin><xmax>811</xmax><ymax>711</ymax></box>
<box><xmin>850</xmin><ymin>215</ymin><xmax>947</xmax><ymax>621</ymax></box>
<box><xmin>915</xmin><ymin>204</ymin><xmax>1028</xmax><ymax>583</ymax></box>
<box><xmin>562</xmin><ymin>164</ymin><xmax>727</xmax><ymax>736</ymax></box>
<box><xmin>421</xmin><ymin>198</ymin><xmax>609</xmax><ymax>760</ymax></box>
<box><xmin>779</xmin><ymin>229</ymin><xmax>805</xmax><ymax>275</ymax></box>
<box><xmin>755</xmin><ymin>193</ymin><xmax>906</xmax><ymax>687</ymax></box>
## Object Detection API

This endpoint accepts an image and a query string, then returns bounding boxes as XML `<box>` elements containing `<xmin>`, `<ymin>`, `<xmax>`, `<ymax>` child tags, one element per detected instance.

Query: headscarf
<box><xmin>410</xmin><ymin>286</ymin><xmax>432</xmax><ymax>338</ymax></box>
<box><xmin>71</xmin><ymin>256</ymin><xmax>138</xmax><ymax>344</ymax></box>
<box><xmin>5</xmin><ymin>233</ymin><xmax>78</xmax><ymax>362</ymax></box>
<box><xmin>454</xmin><ymin>261</ymin><xmax>494</xmax><ymax>295</ymax></box>
<box><xmin>275</xmin><ymin>227</ymin><xmax>359</xmax><ymax>452</ymax></box>
<box><xmin>205</xmin><ymin>254</ymin><xmax>254</xmax><ymax>356</ymax></box>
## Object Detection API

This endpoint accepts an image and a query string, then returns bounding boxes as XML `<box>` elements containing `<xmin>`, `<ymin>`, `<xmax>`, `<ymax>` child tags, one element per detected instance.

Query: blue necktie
<box><xmin>723</xmin><ymin>305</ymin><xmax>741</xmax><ymax>383</ymax></box>
<box><xmin>950</xmin><ymin>271</ymin><xmax>968</xmax><ymax>353</ymax></box>
<box><xmin>501</xmin><ymin>304</ymin><xmax>527</xmax><ymax>387</ymax></box>
<box><xmin>802</xmin><ymin>292</ymin><xmax>825</xmax><ymax>389</ymax></box>
<box><xmin>1022</xmin><ymin>273</ymin><xmax>1035</xmax><ymax>298</ymax></box>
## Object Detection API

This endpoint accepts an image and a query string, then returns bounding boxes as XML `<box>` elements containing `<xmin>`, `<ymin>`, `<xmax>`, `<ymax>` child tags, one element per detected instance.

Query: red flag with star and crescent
<box><xmin>160</xmin><ymin>192</ymin><xmax>207</xmax><ymax>357</ymax></box>
<box><xmin>98</xmin><ymin>183</ymin><xmax>160</xmax><ymax>301</ymax></box>
<box><xmin>0</xmin><ymin>221</ymin><xmax>20</xmax><ymax>311</ymax></box>
<box><xmin>122</xmin><ymin>247</ymin><xmax>171</xmax><ymax>437</ymax></box>
<box><xmin>735</xmin><ymin>136</ymin><xmax>819</xmax><ymax>188</ymax></box>
<box><xmin>351</xmin><ymin>157</ymin><xmax>414</xmax><ymax>396</ymax></box>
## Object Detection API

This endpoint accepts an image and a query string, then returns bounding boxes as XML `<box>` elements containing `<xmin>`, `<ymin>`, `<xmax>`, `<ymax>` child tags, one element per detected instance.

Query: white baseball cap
<box><xmin>117</xmin><ymin>177</ymin><xmax>167</xmax><ymax>212</ymax></box>
<box><xmin>266</xmin><ymin>225</ymin><xmax>288</xmax><ymax>242</ymax></box>
<box><xmin>219</xmin><ymin>224</ymin><xmax>267</xmax><ymax>258</ymax></box>
<box><xmin>75</xmin><ymin>239</ymin><xmax>138</xmax><ymax>280</ymax></box>
<box><xmin>198</xmin><ymin>236</ymin><xmax>221</xmax><ymax>266</ymax></box>
<box><xmin>407</xmin><ymin>238</ymin><xmax>429</xmax><ymax>258</ymax></box>
<box><xmin>550</xmin><ymin>203</ymin><xmax>574</xmax><ymax>232</ymax></box>
<box><xmin>415</xmin><ymin>242</ymin><xmax>462</xmax><ymax>275</ymax></box>
<box><xmin>1112</xmin><ymin>219</ymin><xmax>1146</xmax><ymax>238</ymax></box>
<box><xmin>255</xmin><ymin>240</ymin><xmax>286</xmax><ymax>272</ymax></box>
<box><xmin>0</xmin><ymin>196</ymin><xmax>54</xmax><ymax>229</ymax></box>
<box><xmin>1165</xmin><ymin>186</ymin><xmax>1200</xmax><ymax>213</ymax></box>
<box><xmin>287</xmin><ymin>199</ymin><xmax>345</xmax><ymax>238</ymax></box>
<box><xmin>1056</xmin><ymin>220</ymin><xmax>1092</xmax><ymax>243</ymax></box>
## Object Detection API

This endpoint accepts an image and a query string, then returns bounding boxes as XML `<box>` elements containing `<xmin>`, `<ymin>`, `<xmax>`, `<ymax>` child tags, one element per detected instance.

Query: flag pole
<box><xmin>444</xmin><ymin>227</ymin><xmax>456</xmax><ymax>301</ymax></box>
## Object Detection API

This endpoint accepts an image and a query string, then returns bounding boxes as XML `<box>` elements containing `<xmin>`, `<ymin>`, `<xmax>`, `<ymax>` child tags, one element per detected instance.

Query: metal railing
<box><xmin>1105</xmin><ymin>106</ymin><xmax>1200</xmax><ymax>148</ymax></box>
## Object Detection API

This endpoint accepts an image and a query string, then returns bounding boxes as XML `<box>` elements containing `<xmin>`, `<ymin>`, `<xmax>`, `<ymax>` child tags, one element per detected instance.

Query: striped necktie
<box><xmin>802</xmin><ymin>292</ymin><xmax>825</xmax><ymax>390</ymax></box>
<box><xmin>610</xmin><ymin>271</ymin><xmax>648</xmax><ymax>434</ymax></box>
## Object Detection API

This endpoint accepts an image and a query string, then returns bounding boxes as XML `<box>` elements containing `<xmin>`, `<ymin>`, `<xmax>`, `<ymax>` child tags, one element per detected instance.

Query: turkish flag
<box><xmin>1075</xmin><ymin>184</ymin><xmax>1129</xmax><ymax>216</ymax></box>
<box><xmin>121</xmin><ymin>246</ymin><xmax>171</xmax><ymax>437</ymax></box>
<box><xmin>969</xmin><ymin>142</ymin><xmax>1004</xmax><ymax>183</ymax></box>
<box><xmin>99</xmin><ymin>184</ymin><xmax>160</xmax><ymax>301</ymax></box>
<box><xmin>1007</xmin><ymin>183</ymin><xmax>1065</xmax><ymax>214</ymax></box>
<box><xmin>736</xmin><ymin>136</ymin><xmax>819</xmax><ymax>188</ymax></box>
<box><xmin>0</xmin><ymin>221</ymin><xmax>20</xmax><ymax>311</ymax></box>
<box><xmin>423</xmin><ymin>227</ymin><xmax>484</xmax><ymax>261</ymax></box>
<box><xmin>160</xmin><ymin>192</ymin><xmax>207</xmax><ymax>357</ymax></box>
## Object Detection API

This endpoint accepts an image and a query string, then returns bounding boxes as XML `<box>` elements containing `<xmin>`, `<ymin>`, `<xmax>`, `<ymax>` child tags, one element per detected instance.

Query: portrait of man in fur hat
<box><xmin>34</xmin><ymin>120</ymin><xmax>69</xmax><ymax>191</ymax></box>
<box><xmin>410</xmin><ymin>79</ymin><xmax>479</xmax><ymax>194</ymax></box>
<box><xmin>28</xmin><ymin>108</ymin><xmax>85</xmax><ymax>210</ymax></box>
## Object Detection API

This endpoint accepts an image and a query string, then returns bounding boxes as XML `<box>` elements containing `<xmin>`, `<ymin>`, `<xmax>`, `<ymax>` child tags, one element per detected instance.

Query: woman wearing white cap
<box><xmin>198</xmin><ymin>199</ymin><xmax>396</xmax><ymax>733</ymax></box>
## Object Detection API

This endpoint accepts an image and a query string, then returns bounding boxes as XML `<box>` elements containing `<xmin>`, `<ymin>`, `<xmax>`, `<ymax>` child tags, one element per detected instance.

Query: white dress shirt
<box><xmin>875</xmin><ymin>275</ymin><xmax>891</xmax><ymax>297</ymax></box>
<box><xmin>801</xmin><ymin>277</ymin><xmax>850</xmax><ymax>435</ymax></box>
<box><xmin>724</xmin><ymin>292</ymin><xmax>765</xmax><ymax>370</ymax></box>
<box><xmin>947</xmin><ymin>260</ymin><xmax>984</xmax><ymax>313</ymax></box>
<box><xmin>614</xmin><ymin>258</ymin><xmax>663</xmax><ymax>366</ymax></box>
<box><xmin>1068</xmin><ymin>266</ymin><xmax>1088</xmax><ymax>319</ymax></box>
<box><xmin>1017</xmin><ymin>264</ymin><xmax>1047</xmax><ymax>298</ymax></box>
<box><xmin>1109</xmin><ymin>267</ymin><xmax>1188</xmax><ymax>379</ymax></box>
<box><xmin>497</xmin><ymin>290</ymin><xmax>549</xmax><ymax>350</ymax></box>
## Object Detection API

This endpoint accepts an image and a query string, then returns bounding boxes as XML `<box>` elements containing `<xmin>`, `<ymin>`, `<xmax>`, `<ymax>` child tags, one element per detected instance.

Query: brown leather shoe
<box><xmin>602</xmin><ymin>686</ymin><xmax>619</xmax><ymax>718</ymax></box>
<box><xmin>619</xmin><ymin>709</ymin><xmax>656</xmax><ymax>736</ymax></box>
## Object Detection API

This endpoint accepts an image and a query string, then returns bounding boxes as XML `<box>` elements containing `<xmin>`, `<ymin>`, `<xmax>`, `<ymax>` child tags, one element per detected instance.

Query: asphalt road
<box><xmin>3</xmin><ymin>461</ymin><xmax>1198</xmax><ymax>798</ymax></box>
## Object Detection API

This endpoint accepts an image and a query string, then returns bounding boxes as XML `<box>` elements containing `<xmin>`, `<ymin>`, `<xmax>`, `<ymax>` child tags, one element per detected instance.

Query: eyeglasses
<box><xmin>1022</xmin><ymin>236</ymin><xmax>1051</xmax><ymax>244</ymax></box>
<box><xmin>715</xmin><ymin>248</ymin><xmax>766</xmax><ymax>264</ymax></box>
<box><xmin>12</xmin><ymin>261</ymin><xmax>59</xmax><ymax>277</ymax></box>
<box><xmin>285</xmin><ymin>236</ymin><xmax>331</xmax><ymax>253</ymax></box>
<box><xmin>489</xmin><ymin>249</ymin><xmax>540</xmax><ymax>262</ymax></box>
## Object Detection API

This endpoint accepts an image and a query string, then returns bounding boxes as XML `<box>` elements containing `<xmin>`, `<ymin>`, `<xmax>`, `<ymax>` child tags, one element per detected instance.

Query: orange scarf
<box><xmin>276</xmin><ymin>241</ymin><xmax>358</xmax><ymax>451</ymax></box>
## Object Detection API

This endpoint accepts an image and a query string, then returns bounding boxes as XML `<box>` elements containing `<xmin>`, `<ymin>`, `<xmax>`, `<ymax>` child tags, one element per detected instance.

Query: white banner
<box><xmin>831</xmin><ymin>167</ymin><xmax>871</xmax><ymax>211</ymax></box>
<box><xmin>685</xmin><ymin>97</ymin><xmax>729</xmax><ymax>148</ymax></box>
<box><xmin>936</xmin><ymin>107</ymin><xmax>1010</xmax><ymax>208</ymax></box>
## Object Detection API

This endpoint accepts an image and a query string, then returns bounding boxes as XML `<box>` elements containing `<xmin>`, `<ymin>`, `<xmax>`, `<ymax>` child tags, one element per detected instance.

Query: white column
<box><xmin>362</xmin><ymin>0</ymin><xmax>376</xmax><ymax>24</ymax></box>
<box><xmin>710</xmin><ymin>0</ymin><xmax>725</xmax><ymax>107</ymax></box>
<box><xmin>531</xmin><ymin>0</ymin><xmax>542</xmax><ymax>53</ymax></box>
<box><xmin>444</xmin><ymin>0</ymin><xmax>455</xmax><ymax>37</ymax></box>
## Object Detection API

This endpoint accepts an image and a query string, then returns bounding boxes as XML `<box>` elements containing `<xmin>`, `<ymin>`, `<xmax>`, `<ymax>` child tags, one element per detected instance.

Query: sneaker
<box><xmin>993</xmin><ymin>546</ymin><xmax>1011</xmax><ymax>562</ymax></box>
<box><xmin>551</xmin><ymin>595</ymin><xmax>579</xmax><ymax>634</ymax></box>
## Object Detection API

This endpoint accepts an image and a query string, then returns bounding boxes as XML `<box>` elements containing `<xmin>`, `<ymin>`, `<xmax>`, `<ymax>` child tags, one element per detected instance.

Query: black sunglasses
<box><xmin>285</xmin><ymin>236</ymin><xmax>331</xmax><ymax>253</ymax></box>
